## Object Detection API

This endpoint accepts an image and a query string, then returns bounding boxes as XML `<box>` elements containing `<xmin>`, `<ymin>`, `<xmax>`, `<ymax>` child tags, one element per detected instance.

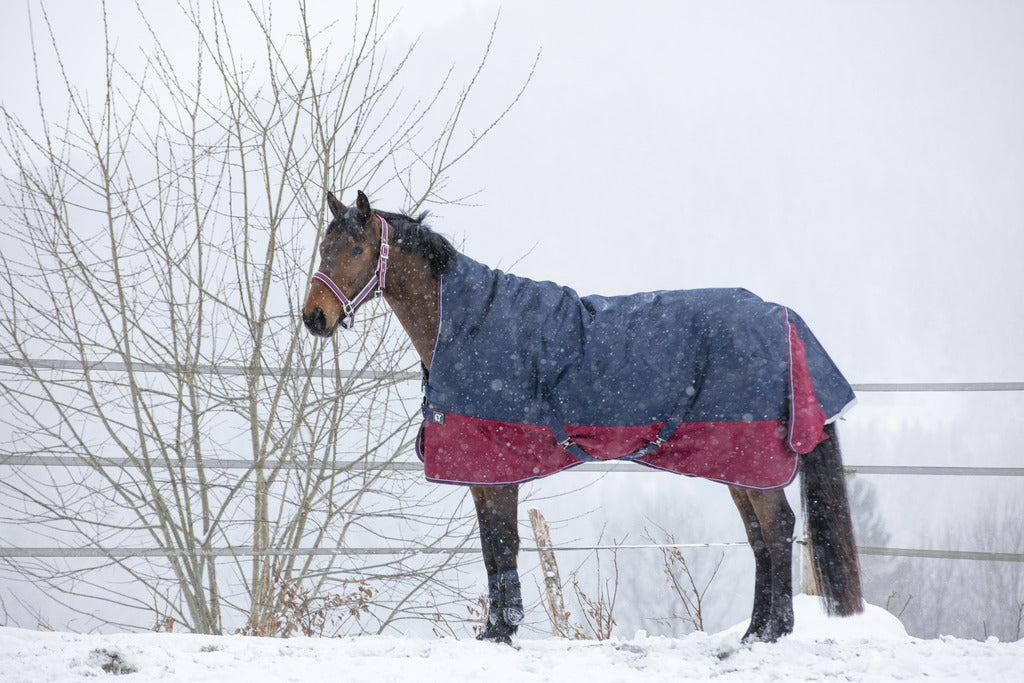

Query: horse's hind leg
<box><xmin>749</xmin><ymin>488</ymin><xmax>796</xmax><ymax>640</ymax></box>
<box><xmin>471</xmin><ymin>484</ymin><xmax>523</xmax><ymax>644</ymax></box>
<box><xmin>730</xmin><ymin>486</ymin><xmax>796</xmax><ymax>642</ymax></box>
<box><xmin>730</xmin><ymin>487</ymin><xmax>772</xmax><ymax>640</ymax></box>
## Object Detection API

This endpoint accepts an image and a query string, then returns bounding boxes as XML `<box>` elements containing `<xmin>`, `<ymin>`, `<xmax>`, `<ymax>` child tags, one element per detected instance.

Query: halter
<box><xmin>311</xmin><ymin>214</ymin><xmax>390</xmax><ymax>329</ymax></box>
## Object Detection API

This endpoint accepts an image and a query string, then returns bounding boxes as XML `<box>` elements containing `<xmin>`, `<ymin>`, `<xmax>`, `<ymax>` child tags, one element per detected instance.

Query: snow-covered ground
<box><xmin>1</xmin><ymin>597</ymin><xmax>1021</xmax><ymax>682</ymax></box>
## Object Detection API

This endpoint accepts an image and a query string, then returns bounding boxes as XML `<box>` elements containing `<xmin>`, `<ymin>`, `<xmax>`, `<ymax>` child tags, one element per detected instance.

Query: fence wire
<box><xmin>2</xmin><ymin>544</ymin><xmax>1020</xmax><ymax>564</ymax></box>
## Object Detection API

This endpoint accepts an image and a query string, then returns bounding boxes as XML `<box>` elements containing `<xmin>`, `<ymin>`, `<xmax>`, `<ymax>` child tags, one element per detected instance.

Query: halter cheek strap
<box><xmin>311</xmin><ymin>215</ymin><xmax>390</xmax><ymax>330</ymax></box>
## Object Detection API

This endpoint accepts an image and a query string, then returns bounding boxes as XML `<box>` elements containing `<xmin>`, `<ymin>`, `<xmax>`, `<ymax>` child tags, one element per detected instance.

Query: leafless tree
<box><xmin>0</xmin><ymin>0</ymin><xmax>531</xmax><ymax>635</ymax></box>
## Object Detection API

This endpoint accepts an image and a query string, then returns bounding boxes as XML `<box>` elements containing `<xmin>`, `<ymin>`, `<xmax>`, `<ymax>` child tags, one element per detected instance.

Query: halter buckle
<box><xmin>339</xmin><ymin>302</ymin><xmax>356</xmax><ymax>329</ymax></box>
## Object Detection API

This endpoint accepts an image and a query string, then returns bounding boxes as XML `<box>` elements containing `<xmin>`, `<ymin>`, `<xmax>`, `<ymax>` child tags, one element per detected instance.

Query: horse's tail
<box><xmin>800</xmin><ymin>422</ymin><xmax>864</xmax><ymax>615</ymax></box>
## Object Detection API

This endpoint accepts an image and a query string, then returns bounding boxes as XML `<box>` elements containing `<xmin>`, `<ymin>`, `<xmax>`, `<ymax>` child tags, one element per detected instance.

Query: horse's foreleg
<box><xmin>470</xmin><ymin>484</ymin><xmax>522</xmax><ymax>643</ymax></box>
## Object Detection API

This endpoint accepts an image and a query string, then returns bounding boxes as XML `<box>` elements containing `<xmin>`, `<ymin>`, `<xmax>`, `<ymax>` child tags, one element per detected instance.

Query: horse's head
<box><xmin>302</xmin><ymin>190</ymin><xmax>387</xmax><ymax>337</ymax></box>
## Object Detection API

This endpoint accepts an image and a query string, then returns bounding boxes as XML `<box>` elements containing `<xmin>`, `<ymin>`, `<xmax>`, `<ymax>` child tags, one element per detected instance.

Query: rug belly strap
<box><xmin>546</xmin><ymin>416</ymin><xmax>677</xmax><ymax>463</ymax></box>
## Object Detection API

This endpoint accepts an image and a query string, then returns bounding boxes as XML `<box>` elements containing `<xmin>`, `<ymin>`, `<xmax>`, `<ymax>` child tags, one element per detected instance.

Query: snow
<box><xmin>2</xmin><ymin>597</ymin><xmax>1021</xmax><ymax>682</ymax></box>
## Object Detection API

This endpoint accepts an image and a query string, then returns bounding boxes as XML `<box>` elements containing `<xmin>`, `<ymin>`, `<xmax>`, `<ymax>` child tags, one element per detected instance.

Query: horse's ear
<box><xmin>327</xmin><ymin>192</ymin><xmax>345</xmax><ymax>219</ymax></box>
<box><xmin>356</xmin><ymin>190</ymin><xmax>372</xmax><ymax>222</ymax></box>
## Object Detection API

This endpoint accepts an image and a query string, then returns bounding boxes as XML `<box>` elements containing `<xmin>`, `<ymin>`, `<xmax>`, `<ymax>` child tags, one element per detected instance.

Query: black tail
<box><xmin>800</xmin><ymin>422</ymin><xmax>863</xmax><ymax>615</ymax></box>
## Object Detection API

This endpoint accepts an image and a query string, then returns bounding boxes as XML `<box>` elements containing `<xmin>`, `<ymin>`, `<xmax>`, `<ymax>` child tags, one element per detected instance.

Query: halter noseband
<box><xmin>311</xmin><ymin>214</ymin><xmax>390</xmax><ymax>330</ymax></box>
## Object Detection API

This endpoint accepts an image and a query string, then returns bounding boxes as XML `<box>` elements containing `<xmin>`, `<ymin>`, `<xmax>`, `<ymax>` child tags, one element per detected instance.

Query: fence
<box><xmin>2</xmin><ymin>359</ymin><xmax>1022</xmax><ymax>564</ymax></box>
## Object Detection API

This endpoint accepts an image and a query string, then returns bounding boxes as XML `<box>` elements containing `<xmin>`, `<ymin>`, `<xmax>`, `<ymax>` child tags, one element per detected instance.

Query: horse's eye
<box><xmin>350</xmin><ymin>246</ymin><xmax>364</xmax><ymax>257</ymax></box>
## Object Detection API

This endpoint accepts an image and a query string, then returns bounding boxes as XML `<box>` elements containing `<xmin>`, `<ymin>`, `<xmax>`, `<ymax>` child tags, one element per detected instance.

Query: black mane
<box><xmin>378</xmin><ymin>210</ymin><xmax>457</xmax><ymax>280</ymax></box>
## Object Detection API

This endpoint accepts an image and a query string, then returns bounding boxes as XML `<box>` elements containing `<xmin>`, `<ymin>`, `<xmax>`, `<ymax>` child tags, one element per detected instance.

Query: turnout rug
<box><xmin>416</xmin><ymin>254</ymin><xmax>855</xmax><ymax>489</ymax></box>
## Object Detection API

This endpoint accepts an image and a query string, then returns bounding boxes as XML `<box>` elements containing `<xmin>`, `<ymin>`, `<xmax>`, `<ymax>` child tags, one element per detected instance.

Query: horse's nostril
<box><xmin>303</xmin><ymin>307</ymin><xmax>327</xmax><ymax>334</ymax></box>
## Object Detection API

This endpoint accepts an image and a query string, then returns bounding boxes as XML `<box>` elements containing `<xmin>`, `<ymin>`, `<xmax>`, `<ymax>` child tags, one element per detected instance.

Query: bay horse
<box><xmin>302</xmin><ymin>190</ymin><xmax>863</xmax><ymax>644</ymax></box>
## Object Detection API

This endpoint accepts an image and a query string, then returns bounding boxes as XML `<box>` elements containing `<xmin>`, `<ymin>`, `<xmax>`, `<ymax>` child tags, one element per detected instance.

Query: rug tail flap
<box><xmin>786</xmin><ymin>309</ymin><xmax>857</xmax><ymax>422</ymax></box>
<box><xmin>787</xmin><ymin>319</ymin><xmax>827</xmax><ymax>454</ymax></box>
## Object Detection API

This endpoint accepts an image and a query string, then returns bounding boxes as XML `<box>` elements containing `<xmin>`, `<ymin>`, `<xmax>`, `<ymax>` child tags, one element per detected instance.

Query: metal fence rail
<box><xmin>0</xmin><ymin>358</ymin><xmax>420</xmax><ymax>381</ymax></box>
<box><xmin>851</xmin><ymin>382</ymin><xmax>1024</xmax><ymax>392</ymax></box>
<box><xmin>3</xmin><ymin>455</ymin><xmax>1024</xmax><ymax>478</ymax></box>
<box><xmin>3</xmin><ymin>357</ymin><xmax>1024</xmax><ymax>393</ymax></box>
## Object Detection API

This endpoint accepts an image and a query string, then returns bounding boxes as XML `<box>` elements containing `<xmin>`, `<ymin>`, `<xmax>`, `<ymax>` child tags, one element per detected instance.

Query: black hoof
<box><xmin>741</xmin><ymin>628</ymin><xmax>774</xmax><ymax>644</ymax></box>
<box><xmin>476</xmin><ymin>620</ymin><xmax>515</xmax><ymax>645</ymax></box>
<box><xmin>741</xmin><ymin>619</ymin><xmax>793</xmax><ymax>644</ymax></box>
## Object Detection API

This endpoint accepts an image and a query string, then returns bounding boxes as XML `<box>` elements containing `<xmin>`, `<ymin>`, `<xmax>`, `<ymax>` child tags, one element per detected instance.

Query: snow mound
<box><xmin>1</xmin><ymin>599</ymin><xmax>1021</xmax><ymax>682</ymax></box>
<box><xmin>720</xmin><ymin>593</ymin><xmax>909</xmax><ymax>642</ymax></box>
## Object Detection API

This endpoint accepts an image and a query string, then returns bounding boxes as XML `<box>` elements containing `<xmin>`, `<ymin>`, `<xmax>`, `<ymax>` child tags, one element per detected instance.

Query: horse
<box><xmin>302</xmin><ymin>190</ymin><xmax>863</xmax><ymax>644</ymax></box>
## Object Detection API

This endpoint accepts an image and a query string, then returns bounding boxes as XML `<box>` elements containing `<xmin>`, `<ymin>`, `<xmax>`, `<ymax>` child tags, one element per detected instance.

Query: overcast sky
<box><xmin>410</xmin><ymin>1</ymin><xmax>1024</xmax><ymax>389</ymax></box>
<box><xmin>4</xmin><ymin>0</ymin><xmax>1021</xmax><ymax>384</ymax></box>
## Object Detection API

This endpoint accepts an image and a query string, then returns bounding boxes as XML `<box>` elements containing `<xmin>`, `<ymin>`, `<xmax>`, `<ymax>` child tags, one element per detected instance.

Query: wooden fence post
<box><xmin>528</xmin><ymin>508</ymin><xmax>568</xmax><ymax>636</ymax></box>
<box><xmin>800</xmin><ymin>530</ymin><xmax>820</xmax><ymax>596</ymax></box>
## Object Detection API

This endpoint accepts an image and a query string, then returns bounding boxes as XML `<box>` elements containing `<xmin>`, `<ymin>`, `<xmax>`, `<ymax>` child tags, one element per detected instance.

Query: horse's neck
<box><xmin>382</xmin><ymin>250</ymin><xmax>439</xmax><ymax>370</ymax></box>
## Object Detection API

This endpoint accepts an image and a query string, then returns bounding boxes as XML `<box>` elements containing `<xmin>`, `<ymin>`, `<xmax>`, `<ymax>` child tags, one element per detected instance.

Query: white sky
<box><xmin>3</xmin><ymin>1</ymin><xmax>1021</xmax><ymax>385</ymax></box>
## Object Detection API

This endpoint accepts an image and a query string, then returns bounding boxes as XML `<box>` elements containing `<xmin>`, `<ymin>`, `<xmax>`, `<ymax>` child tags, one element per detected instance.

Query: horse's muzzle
<box><xmin>302</xmin><ymin>307</ymin><xmax>334</xmax><ymax>337</ymax></box>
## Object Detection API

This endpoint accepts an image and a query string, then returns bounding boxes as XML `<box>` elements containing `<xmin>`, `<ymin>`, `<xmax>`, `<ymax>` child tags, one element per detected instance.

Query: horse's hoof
<box><xmin>476</xmin><ymin>630</ymin><xmax>513</xmax><ymax>646</ymax></box>
<box><xmin>476</xmin><ymin>619</ymin><xmax>516</xmax><ymax>646</ymax></box>
<box><xmin>740</xmin><ymin>619</ymin><xmax>768</xmax><ymax>644</ymax></box>
<box><xmin>741</xmin><ymin>620</ymin><xmax>792</xmax><ymax>644</ymax></box>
